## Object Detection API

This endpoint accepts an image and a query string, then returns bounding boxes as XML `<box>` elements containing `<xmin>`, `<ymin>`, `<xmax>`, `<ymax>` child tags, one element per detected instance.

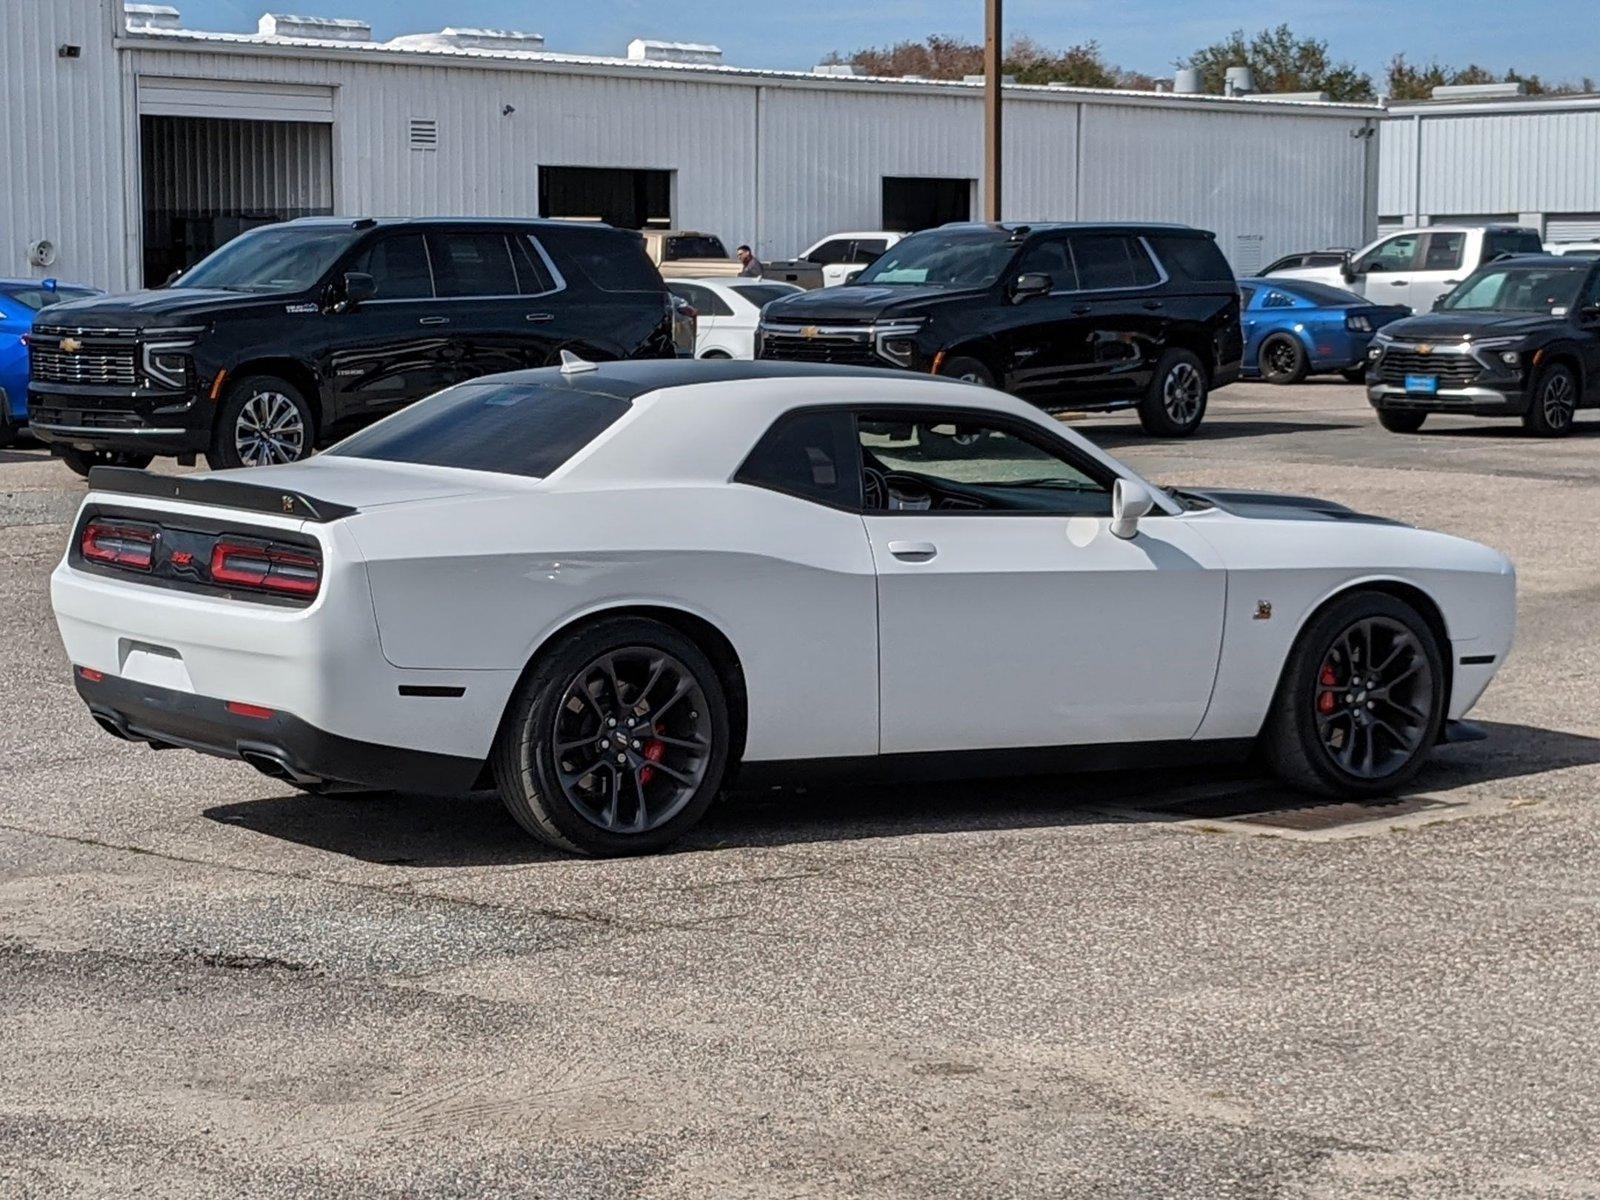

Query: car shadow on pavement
<box><xmin>200</xmin><ymin>720</ymin><xmax>1600</xmax><ymax>867</ymax></box>
<box><xmin>0</xmin><ymin>445</ymin><xmax>51</xmax><ymax>465</ymax></box>
<box><xmin>1080</xmin><ymin>417</ymin><xmax>1358</xmax><ymax>450</ymax></box>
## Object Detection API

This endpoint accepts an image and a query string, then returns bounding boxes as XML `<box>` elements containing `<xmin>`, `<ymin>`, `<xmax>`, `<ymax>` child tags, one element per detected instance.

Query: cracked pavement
<box><xmin>2</xmin><ymin>381</ymin><xmax>1598</xmax><ymax>1198</ymax></box>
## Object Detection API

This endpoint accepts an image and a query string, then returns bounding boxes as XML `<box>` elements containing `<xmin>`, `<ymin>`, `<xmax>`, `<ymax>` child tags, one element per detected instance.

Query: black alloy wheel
<box><xmin>1522</xmin><ymin>362</ymin><xmax>1577</xmax><ymax>437</ymax></box>
<box><xmin>1260</xmin><ymin>334</ymin><xmax>1309</xmax><ymax>385</ymax></box>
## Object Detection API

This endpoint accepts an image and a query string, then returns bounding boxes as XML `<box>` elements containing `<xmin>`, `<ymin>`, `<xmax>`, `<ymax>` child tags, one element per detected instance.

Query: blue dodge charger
<box><xmin>0</xmin><ymin>278</ymin><xmax>101</xmax><ymax>445</ymax></box>
<box><xmin>1239</xmin><ymin>277</ymin><xmax>1409</xmax><ymax>384</ymax></box>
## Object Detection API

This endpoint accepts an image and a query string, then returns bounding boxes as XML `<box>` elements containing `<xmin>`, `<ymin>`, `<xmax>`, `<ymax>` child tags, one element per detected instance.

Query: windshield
<box><xmin>852</xmin><ymin>230</ymin><xmax>1018</xmax><ymax>288</ymax></box>
<box><xmin>175</xmin><ymin>225</ymin><xmax>358</xmax><ymax>293</ymax></box>
<box><xmin>1440</xmin><ymin>266</ymin><xmax>1586</xmax><ymax>315</ymax></box>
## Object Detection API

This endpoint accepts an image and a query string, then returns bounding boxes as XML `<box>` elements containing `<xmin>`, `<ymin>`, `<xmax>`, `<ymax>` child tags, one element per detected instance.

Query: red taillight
<box><xmin>225</xmin><ymin>701</ymin><xmax>275</xmax><ymax>720</ymax></box>
<box><xmin>209</xmin><ymin>539</ymin><xmax>321</xmax><ymax>598</ymax></box>
<box><xmin>81</xmin><ymin>521</ymin><xmax>155</xmax><ymax>571</ymax></box>
<box><xmin>78</xmin><ymin>666</ymin><xmax>104</xmax><ymax>683</ymax></box>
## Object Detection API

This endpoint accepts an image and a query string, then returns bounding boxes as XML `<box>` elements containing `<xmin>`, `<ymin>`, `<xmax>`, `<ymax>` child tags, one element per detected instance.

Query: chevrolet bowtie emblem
<box><xmin>801</xmin><ymin>325</ymin><xmax>820</xmax><ymax>339</ymax></box>
<box><xmin>59</xmin><ymin>336</ymin><xmax>82</xmax><ymax>353</ymax></box>
<box><xmin>1415</xmin><ymin>343</ymin><xmax>1433</xmax><ymax>355</ymax></box>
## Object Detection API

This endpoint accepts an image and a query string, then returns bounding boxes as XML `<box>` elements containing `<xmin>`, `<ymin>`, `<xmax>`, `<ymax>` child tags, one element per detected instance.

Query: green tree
<box><xmin>1386</xmin><ymin>53</ymin><xmax>1596</xmax><ymax>99</ymax></box>
<box><xmin>1178</xmin><ymin>24</ymin><xmax>1374</xmax><ymax>100</ymax></box>
<box><xmin>826</xmin><ymin>36</ymin><xmax>1156</xmax><ymax>90</ymax></box>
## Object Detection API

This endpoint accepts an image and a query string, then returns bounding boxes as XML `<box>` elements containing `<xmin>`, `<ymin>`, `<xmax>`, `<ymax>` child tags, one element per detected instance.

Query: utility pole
<box><xmin>983</xmin><ymin>0</ymin><xmax>1002</xmax><ymax>221</ymax></box>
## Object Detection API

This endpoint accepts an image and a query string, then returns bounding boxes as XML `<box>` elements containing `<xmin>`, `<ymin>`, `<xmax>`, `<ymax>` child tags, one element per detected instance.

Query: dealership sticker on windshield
<box><xmin>1404</xmin><ymin>374</ymin><xmax>1439</xmax><ymax>395</ymax></box>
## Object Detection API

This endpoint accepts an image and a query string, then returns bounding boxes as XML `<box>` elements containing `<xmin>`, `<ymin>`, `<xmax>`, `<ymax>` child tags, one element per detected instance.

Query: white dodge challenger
<box><xmin>52</xmin><ymin>359</ymin><xmax>1515</xmax><ymax>855</ymax></box>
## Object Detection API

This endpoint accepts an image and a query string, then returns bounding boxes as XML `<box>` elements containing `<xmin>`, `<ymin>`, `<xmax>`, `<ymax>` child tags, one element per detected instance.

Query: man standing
<box><xmin>736</xmin><ymin>244</ymin><xmax>762</xmax><ymax>277</ymax></box>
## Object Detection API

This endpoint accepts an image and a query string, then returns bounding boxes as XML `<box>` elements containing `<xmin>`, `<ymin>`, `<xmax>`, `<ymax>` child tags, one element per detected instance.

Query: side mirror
<box><xmin>337</xmin><ymin>271</ymin><xmax>376</xmax><ymax>311</ymax></box>
<box><xmin>1110</xmin><ymin>478</ymin><xmax>1156</xmax><ymax>540</ymax></box>
<box><xmin>1431</xmin><ymin>295</ymin><xmax>1447</xmax><ymax>311</ymax></box>
<box><xmin>1580</xmin><ymin>304</ymin><xmax>1600</xmax><ymax>324</ymax></box>
<box><xmin>164</xmin><ymin>268</ymin><xmax>183</xmax><ymax>286</ymax></box>
<box><xmin>1341</xmin><ymin>252</ymin><xmax>1357</xmax><ymax>283</ymax></box>
<box><xmin>1010</xmin><ymin>272</ymin><xmax>1052</xmax><ymax>303</ymax></box>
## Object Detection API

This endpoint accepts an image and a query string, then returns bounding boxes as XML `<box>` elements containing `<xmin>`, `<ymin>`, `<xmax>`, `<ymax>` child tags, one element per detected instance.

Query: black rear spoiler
<box><xmin>85</xmin><ymin>466</ymin><xmax>358</xmax><ymax>523</ymax></box>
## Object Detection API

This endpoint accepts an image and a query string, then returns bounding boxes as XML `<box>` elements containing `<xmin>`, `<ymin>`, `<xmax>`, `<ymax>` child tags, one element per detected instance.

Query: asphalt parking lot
<box><xmin>2</xmin><ymin>380</ymin><xmax>1598</xmax><ymax>1198</ymax></box>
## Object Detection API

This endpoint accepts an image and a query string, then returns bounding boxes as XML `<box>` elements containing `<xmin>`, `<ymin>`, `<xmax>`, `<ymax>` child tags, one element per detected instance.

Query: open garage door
<box><xmin>539</xmin><ymin>166</ymin><xmax>672</xmax><ymax>230</ymax></box>
<box><xmin>138</xmin><ymin>79</ymin><xmax>335</xmax><ymax>287</ymax></box>
<box><xmin>882</xmin><ymin>177</ymin><xmax>972</xmax><ymax>232</ymax></box>
<box><xmin>1547</xmin><ymin>215</ymin><xmax>1600</xmax><ymax>243</ymax></box>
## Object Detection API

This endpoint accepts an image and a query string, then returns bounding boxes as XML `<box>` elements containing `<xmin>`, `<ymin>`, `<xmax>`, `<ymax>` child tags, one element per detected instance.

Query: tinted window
<box><xmin>1237</xmin><ymin>284</ymin><xmax>1258</xmax><ymax>307</ymax></box>
<box><xmin>510</xmin><ymin>235</ymin><xmax>557</xmax><ymax>294</ymax></box>
<box><xmin>853</xmin><ymin>229</ymin><xmax>1017</xmax><ymax>288</ymax></box>
<box><xmin>1278</xmin><ymin>280</ymin><xmax>1367</xmax><ymax>307</ymax></box>
<box><xmin>348</xmin><ymin>234</ymin><xmax>432</xmax><ymax>300</ymax></box>
<box><xmin>176</xmin><ymin>224</ymin><xmax>355</xmax><ymax>292</ymax></box>
<box><xmin>736</xmin><ymin>409</ymin><xmax>862</xmax><ymax>509</ymax></box>
<box><xmin>328</xmin><ymin>380</ymin><xmax>629</xmax><ymax>478</ymax></box>
<box><xmin>729</xmin><ymin>283</ymin><xmax>800</xmax><ymax>309</ymax></box>
<box><xmin>1016</xmin><ymin>238</ymin><xmax>1076</xmax><ymax>290</ymax></box>
<box><xmin>2</xmin><ymin>285</ymin><xmax>98</xmax><ymax>311</ymax></box>
<box><xmin>668</xmin><ymin>283</ymin><xmax>732</xmax><ymax>317</ymax></box>
<box><xmin>1441</xmin><ymin>266</ymin><xmax>1586</xmax><ymax>314</ymax></box>
<box><xmin>1151</xmin><ymin>235</ymin><xmax>1233</xmax><ymax>283</ymax></box>
<box><xmin>809</xmin><ymin>240</ymin><xmax>854</xmax><ymax>265</ymax></box>
<box><xmin>665</xmin><ymin>235</ymin><xmax>728</xmax><ymax>260</ymax></box>
<box><xmin>1069</xmin><ymin>235</ymin><xmax>1153</xmax><ymax>290</ymax></box>
<box><xmin>1422</xmin><ymin>232</ymin><xmax>1465</xmax><ymax>270</ymax></box>
<box><xmin>852</xmin><ymin>239</ymin><xmax>889</xmax><ymax>261</ymax></box>
<box><xmin>550</xmin><ymin>228</ymin><xmax>663</xmax><ymax>293</ymax></box>
<box><xmin>1483</xmin><ymin>230</ymin><xmax>1544</xmax><ymax>262</ymax></box>
<box><xmin>1263</xmin><ymin>291</ymin><xmax>1297</xmax><ymax>309</ymax></box>
<box><xmin>859</xmin><ymin>415</ymin><xmax>1110</xmax><ymax>516</ymax></box>
<box><xmin>426</xmin><ymin>232</ymin><xmax>519</xmax><ymax>298</ymax></box>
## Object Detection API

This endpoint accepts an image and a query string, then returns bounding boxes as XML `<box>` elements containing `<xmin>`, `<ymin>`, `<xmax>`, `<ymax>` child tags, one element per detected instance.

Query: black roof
<box><xmin>467</xmin><ymin>358</ymin><xmax>964</xmax><ymax>402</ymax></box>
<box><xmin>282</xmin><ymin>215</ymin><xmax>622</xmax><ymax>232</ymax></box>
<box><xmin>936</xmin><ymin>221</ymin><xmax>1211</xmax><ymax>238</ymax></box>
<box><xmin>1485</xmin><ymin>253</ymin><xmax>1591</xmax><ymax>268</ymax></box>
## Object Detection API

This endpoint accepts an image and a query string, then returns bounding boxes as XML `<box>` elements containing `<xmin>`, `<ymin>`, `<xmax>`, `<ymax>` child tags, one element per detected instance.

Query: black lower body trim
<box><xmin>75</xmin><ymin>672</ymin><xmax>482</xmax><ymax>795</ymax></box>
<box><xmin>736</xmin><ymin>737</ymin><xmax>1256</xmax><ymax>789</ymax></box>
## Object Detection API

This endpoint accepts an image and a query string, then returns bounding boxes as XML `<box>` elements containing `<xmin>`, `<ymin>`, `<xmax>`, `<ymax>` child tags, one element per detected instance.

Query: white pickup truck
<box><xmin>761</xmin><ymin>230</ymin><xmax>906</xmax><ymax>290</ymax></box>
<box><xmin>1268</xmin><ymin>224</ymin><xmax>1544</xmax><ymax>312</ymax></box>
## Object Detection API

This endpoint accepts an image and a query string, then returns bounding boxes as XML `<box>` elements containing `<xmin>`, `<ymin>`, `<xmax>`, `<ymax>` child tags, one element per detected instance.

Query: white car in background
<box><xmin>1544</xmin><ymin>242</ymin><xmax>1600</xmax><ymax>259</ymax></box>
<box><xmin>1268</xmin><ymin>224</ymin><xmax>1544</xmax><ymax>312</ymax></box>
<box><xmin>763</xmin><ymin>231</ymin><xmax>907</xmax><ymax>289</ymax></box>
<box><xmin>667</xmin><ymin>278</ymin><xmax>801</xmax><ymax>359</ymax></box>
<box><xmin>52</xmin><ymin>358</ymin><xmax>1514</xmax><ymax>856</ymax></box>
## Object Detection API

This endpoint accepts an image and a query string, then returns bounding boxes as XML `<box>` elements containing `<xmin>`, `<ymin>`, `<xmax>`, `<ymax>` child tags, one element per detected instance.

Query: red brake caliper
<box><xmin>1317</xmin><ymin>663</ymin><xmax>1339</xmax><ymax>714</ymax></box>
<box><xmin>638</xmin><ymin>738</ymin><xmax>666</xmax><ymax>785</ymax></box>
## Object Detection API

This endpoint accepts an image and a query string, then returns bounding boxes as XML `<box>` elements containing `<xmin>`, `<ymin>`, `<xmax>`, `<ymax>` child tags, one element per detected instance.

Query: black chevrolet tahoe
<box><xmin>29</xmin><ymin>217</ymin><xmax>676</xmax><ymax>473</ymax></box>
<box><xmin>756</xmin><ymin>222</ymin><xmax>1243</xmax><ymax>436</ymax></box>
<box><xmin>1366</xmin><ymin>254</ymin><xmax>1600</xmax><ymax>437</ymax></box>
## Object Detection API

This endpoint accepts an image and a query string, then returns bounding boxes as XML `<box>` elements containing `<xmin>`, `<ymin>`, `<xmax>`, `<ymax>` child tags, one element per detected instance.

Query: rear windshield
<box><xmin>730</xmin><ymin>283</ymin><xmax>800</xmax><ymax>308</ymax></box>
<box><xmin>1279</xmin><ymin>280</ymin><xmax>1367</xmax><ymax>307</ymax></box>
<box><xmin>327</xmin><ymin>380</ymin><xmax>629</xmax><ymax>478</ymax></box>
<box><xmin>2</xmin><ymin>285</ymin><xmax>98</xmax><ymax>310</ymax></box>
<box><xmin>1149</xmin><ymin>234</ymin><xmax>1234</xmax><ymax>283</ymax></box>
<box><xmin>665</xmin><ymin>235</ymin><xmax>729</xmax><ymax>260</ymax></box>
<box><xmin>547</xmin><ymin>227</ymin><xmax>663</xmax><ymax>293</ymax></box>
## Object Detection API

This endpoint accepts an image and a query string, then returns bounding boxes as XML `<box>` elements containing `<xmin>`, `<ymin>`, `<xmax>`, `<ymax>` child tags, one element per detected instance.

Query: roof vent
<box><xmin>257</xmin><ymin>13</ymin><xmax>372</xmax><ymax>42</ymax></box>
<box><xmin>626</xmin><ymin>38</ymin><xmax>722</xmax><ymax>65</ymax></box>
<box><xmin>1430</xmin><ymin>81</ymin><xmax>1528</xmax><ymax>100</ymax></box>
<box><xmin>386</xmin><ymin>27</ymin><xmax>545</xmax><ymax>53</ymax></box>
<box><xmin>813</xmin><ymin>63</ymin><xmax>861</xmax><ymax>77</ymax></box>
<box><xmin>1223</xmin><ymin>65</ymin><xmax>1256</xmax><ymax>95</ymax></box>
<box><xmin>1173</xmin><ymin>67</ymin><xmax>1203</xmax><ymax>94</ymax></box>
<box><xmin>408</xmin><ymin>118</ymin><xmax>438</xmax><ymax>151</ymax></box>
<box><xmin>124</xmin><ymin>3</ymin><xmax>181</xmax><ymax>30</ymax></box>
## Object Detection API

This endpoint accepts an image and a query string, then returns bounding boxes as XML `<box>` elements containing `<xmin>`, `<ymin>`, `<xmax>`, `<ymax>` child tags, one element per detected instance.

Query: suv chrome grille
<box><xmin>1379</xmin><ymin>348</ymin><xmax>1480</xmax><ymax>386</ymax></box>
<box><xmin>30</xmin><ymin>326</ymin><xmax>140</xmax><ymax>387</ymax></box>
<box><xmin>760</xmin><ymin>326</ymin><xmax>881</xmax><ymax>367</ymax></box>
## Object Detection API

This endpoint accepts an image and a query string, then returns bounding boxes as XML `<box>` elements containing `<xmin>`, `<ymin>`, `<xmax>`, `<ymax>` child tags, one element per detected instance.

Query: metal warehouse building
<box><xmin>1379</xmin><ymin>91</ymin><xmax>1600</xmax><ymax>240</ymax></box>
<box><xmin>3</xmin><ymin>0</ymin><xmax>1382</xmax><ymax>293</ymax></box>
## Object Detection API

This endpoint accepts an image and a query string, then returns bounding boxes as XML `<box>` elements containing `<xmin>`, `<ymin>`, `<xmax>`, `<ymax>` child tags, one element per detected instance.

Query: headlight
<box><xmin>141</xmin><ymin>340</ymin><xmax>197</xmax><ymax>389</ymax></box>
<box><xmin>1499</xmin><ymin>351</ymin><xmax>1521</xmax><ymax>366</ymax></box>
<box><xmin>1366</xmin><ymin>345</ymin><xmax>1383</xmax><ymax>361</ymax></box>
<box><xmin>872</xmin><ymin>320</ymin><xmax>925</xmax><ymax>368</ymax></box>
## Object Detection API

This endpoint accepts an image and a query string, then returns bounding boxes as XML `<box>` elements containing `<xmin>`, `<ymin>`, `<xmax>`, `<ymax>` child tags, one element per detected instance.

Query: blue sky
<box><xmin>170</xmin><ymin>1</ymin><xmax>1596</xmax><ymax>85</ymax></box>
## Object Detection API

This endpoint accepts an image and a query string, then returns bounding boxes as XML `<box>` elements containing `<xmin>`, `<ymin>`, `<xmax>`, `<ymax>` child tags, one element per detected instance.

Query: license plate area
<box><xmin>119</xmin><ymin>640</ymin><xmax>194</xmax><ymax>692</ymax></box>
<box><xmin>1404</xmin><ymin>373</ymin><xmax>1439</xmax><ymax>395</ymax></box>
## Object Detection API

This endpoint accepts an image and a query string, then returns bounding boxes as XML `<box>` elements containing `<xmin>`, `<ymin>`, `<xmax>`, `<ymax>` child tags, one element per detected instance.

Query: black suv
<box><xmin>1366</xmin><ymin>254</ymin><xmax>1600</xmax><ymax>437</ymax></box>
<box><xmin>755</xmin><ymin>222</ymin><xmax>1242</xmax><ymax>436</ymax></box>
<box><xmin>29</xmin><ymin>217</ymin><xmax>676</xmax><ymax>473</ymax></box>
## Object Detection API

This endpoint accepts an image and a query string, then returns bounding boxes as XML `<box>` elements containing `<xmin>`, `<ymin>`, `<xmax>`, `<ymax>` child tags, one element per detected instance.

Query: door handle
<box><xmin>1142</xmin><ymin>300</ymin><xmax>1164</xmax><ymax>310</ymax></box>
<box><xmin>418</xmin><ymin>316</ymin><xmax>450</xmax><ymax>326</ymax></box>
<box><xmin>525</xmin><ymin>312</ymin><xmax>555</xmax><ymax>323</ymax></box>
<box><xmin>1389</xmin><ymin>280</ymin><xmax>1409</xmax><ymax>287</ymax></box>
<box><xmin>1071</xmin><ymin>304</ymin><xmax>1092</xmax><ymax>315</ymax></box>
<box><xmin>887</xmin><ymin>540</ymin><xmax>938</xmax><ymax>562</ymax></box>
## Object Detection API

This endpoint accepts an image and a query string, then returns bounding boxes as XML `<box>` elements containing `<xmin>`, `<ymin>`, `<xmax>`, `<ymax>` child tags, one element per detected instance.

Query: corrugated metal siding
<box><xmin>1383</xmin><ymin>107</ymin><xmax>1600</xmax><ymax>221</ymax></box>
<box><xmin>1547</xmin><ymin>214</ymin><xmax>1600</xmax><ymax>241</ymax></box>
<box><xmin>0</xmin><ymin>0</ymin><xmax>130</xmax><ymax>286</ymax></box>
<box><xmin>141</xmin><ymin>116</ymin><xmax>332</xmax><ymax>217</ymax></box>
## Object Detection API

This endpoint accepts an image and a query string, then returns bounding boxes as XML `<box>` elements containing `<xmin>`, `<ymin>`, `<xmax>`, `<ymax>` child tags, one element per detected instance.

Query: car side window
<box><xmin>857</xmin><ymin>413</ymin><xmax>1112</xmax><ymax>517</ymax></box>
<box><xmin>1068</xmin><ymin>235</ymin><xmax>1156</xmax><ymax>291</ymax></box>
<box><xmin>1263</xmin><ymin>290</ymin><xmax>1297</xmax><ymax>308</ymax></box>
<box><xmin>425</xmin><ymin>231</ymin><xmax>519</xmax><ymax>298</ymax></box>
<box><xmin>809</xmin><ymin>240</ymin><xmax>854</xmax><ymax>265</ymax></box>
<box><xmin>1356</xmin><ymin>234</ymin><xmax>1420</xmax><ymax>274</ymax></box>
<box><xmin>347</xmin><ymin>234</ymin><xmax>433</xmax><ymax>300</ymax></box>
<box><xmin>1484</xmin><ymin>231</ymin><xmax>1543</xmax><ymax>262</ymax></box>
<box><xmin>1422</xmin><ymin>233</ymin><xmax>1466</xmax><ymax>271</ymax></box>
<box><xmin>735</xmin><ymin>409</ymin><xmax>863</xmax><ymax>510</ymax></box>
<box><xmin>669</xmin><ymin>283</ymin><xmax>732</xmax><ymax>317</ymax></box>
<box><xmin>1016</xmin><ymin>238</ymin><xmax>1076</xmax><ymax>291</ymax></box>
<box><xmin>510</xmin><ymin>235</ymin><xmax>558</xmax><ymax>295</ymax></box>
<box><xmin>1237</xmin><ymin>284</ymin><xmax>1258</xmax><ymax>307</ymax></box>
<box><xmin>851</xmin><ymin>239</ymin><xmax>889</xmax><ymax>262</ymax></box>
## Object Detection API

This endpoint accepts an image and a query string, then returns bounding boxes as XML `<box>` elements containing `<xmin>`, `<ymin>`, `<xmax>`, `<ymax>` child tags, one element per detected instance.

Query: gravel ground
<box><xmin>1</xmin><ymin>380</ymin><xmax>1597</xmax><ymax>1198</ymax></box>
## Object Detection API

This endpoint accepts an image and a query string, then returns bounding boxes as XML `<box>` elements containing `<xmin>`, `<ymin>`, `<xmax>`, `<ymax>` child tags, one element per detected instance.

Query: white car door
<box><xmin>858</xmin><ymin>412</ymin><xmax>1227</xmax><ymax>754</ymax></box>
<box><xmin>1407</xmin><ymin>231</ymin><xmax>1469</xmax><ymax>311</ymax></box>
<box><xmin>1350</xmin><ymin>231</ymin><xmax>1423</xmax><ymax>303</ymax></box>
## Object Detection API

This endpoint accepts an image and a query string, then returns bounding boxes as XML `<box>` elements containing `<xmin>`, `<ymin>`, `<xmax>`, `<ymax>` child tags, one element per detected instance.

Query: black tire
<box><xmin>700</xmin><ymin>349</ymin><xmax>732</xmax><ymax>359</ymax></box>
<box><xmin>1521</xmin><ymin>362</ymin><xmax>1578</xmax><ymax>438</ymax></box>
<box><xmin>1377</xmin><ymin>409</ymin><xmax>1427</xmax><ymax>434</ymax></box>
<box><xmin>491</xmin><ymin>616</ymin><xmax>732</xmax><ymax>856</ymax></box>
<box><xmin>938</xmin><ymin>355</ymin><xmax>996</xmax><ymax>388</ymax></box>
<box><xmin>206</xmin><ymin>374</ymin><xmax>316</xmax><ymax>470</ymax></box>
<box><xmin>56</xmin><ymin>447</ymin><xmax>155</xmax><ymax>478</ymax></box>
<box><xmin>1263</xmin><ymin>591</ymin><xmax>1445</xmax><ymax>799</ymax></box>
<box><xmin>1340</xmin><ymin>366</ymin><xmax>1368</xmax><ymax>384</ymax></box>
<box><xmin>1259</xmin><ymin>334</ymin><xmax>1309</xmax><ymax>385</ymax></box>
<box><xmin>1137</xmin><ymin>349</ymin><xmax>1209</xmax><ymax>437</ymax></box>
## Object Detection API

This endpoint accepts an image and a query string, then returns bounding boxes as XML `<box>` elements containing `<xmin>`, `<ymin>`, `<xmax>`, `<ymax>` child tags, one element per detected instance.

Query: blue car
<box><xmin>1238</xmin><ymin>277</ymin><xmax>1409</xmax><ymax>385</ymax></box>
<box><xmin>0</xmin><ymin>277</ymin><xmax>102</xmax><ymax>445</ymax></box>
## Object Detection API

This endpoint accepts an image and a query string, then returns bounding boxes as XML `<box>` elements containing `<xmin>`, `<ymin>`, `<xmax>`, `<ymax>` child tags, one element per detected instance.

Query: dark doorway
<box><xmin>538</xmin><ymin>166</ymin><xmax>672</xmax><ymax>230</ymax></box>
<box><xmin>140</xmin><ymin>115</ymin><xmax>334</xmax><ymax>287</ymax></box>
<box><xmin>882</xmin><ymin>176</ymin><xmax>973</xmax><ymax>232</ymax></box>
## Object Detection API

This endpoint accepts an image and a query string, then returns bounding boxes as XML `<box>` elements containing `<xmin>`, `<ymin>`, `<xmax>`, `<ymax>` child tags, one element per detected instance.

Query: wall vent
<box><xmin>409</xmin><ymin>118</ymin><xmax>438</xmax><ymax>151</ymax></box>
